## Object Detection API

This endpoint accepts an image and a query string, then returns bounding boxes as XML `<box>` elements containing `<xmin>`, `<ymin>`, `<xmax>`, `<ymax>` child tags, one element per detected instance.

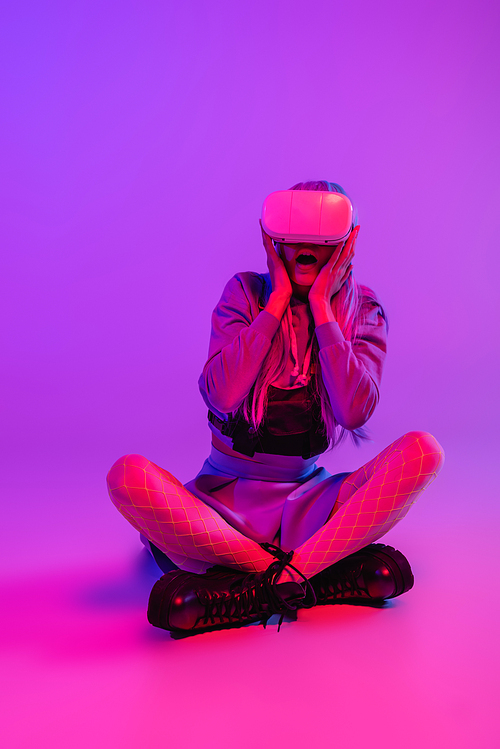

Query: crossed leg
<box><xmin>107</xmin><ymin>456</ymin><xmax>274</xmax><ymax>574</ymax></box>
<box><xmin>293</xmin><ymin>430</ymin><xmax>444</xmax><ymax>576</ymax></box>
<box><xmin>107</xmin><ymin>431</ymin><xmax>444</xmax><ymax>579</ymax></box>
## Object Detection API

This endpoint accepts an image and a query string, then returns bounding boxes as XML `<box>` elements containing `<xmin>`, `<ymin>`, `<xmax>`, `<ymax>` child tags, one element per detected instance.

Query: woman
<box><xmin>107</xmin><ymin>181</ymin><xmax>444</xmax><ymax>635</ymax></box>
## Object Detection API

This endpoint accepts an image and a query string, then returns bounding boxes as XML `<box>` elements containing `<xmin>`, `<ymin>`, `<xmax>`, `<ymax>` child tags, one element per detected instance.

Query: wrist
<box><xmin>309</xmin><ymin>298</ymin><xmax>336</xmax><ymax>325</ymax></box>
<box><xmin>265</xmin><ymin>290</ymin><xmax>291</xmax><ymax>321</ymax></box>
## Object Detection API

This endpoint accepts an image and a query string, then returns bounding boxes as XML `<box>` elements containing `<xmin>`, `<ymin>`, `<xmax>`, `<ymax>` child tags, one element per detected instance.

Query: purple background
<box><xmin>1</xmin><ymin>1</ymin><xmax>499</xmax><ymax>747</ymax></box>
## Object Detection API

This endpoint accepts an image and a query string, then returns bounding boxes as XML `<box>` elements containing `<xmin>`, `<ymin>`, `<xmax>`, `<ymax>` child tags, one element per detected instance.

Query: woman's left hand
<box><xmin>308</xmin><ymin>226</ymin><xmax>359</xmax><ymax>318</ymax></box>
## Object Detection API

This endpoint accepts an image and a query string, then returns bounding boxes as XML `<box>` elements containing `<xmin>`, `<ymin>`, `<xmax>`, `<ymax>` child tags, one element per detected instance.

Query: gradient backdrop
<box><xmin>1</xmin><ymin>1</ymin><xmax>499</xmax><ymax>747</ymax></box>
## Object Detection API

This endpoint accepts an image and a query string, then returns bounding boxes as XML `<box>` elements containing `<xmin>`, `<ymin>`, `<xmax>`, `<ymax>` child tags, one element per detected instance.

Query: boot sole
<box><xmin>316</xmin><ymin>598</ymin><xmax>387</xmax><ymax>608</ymax></box>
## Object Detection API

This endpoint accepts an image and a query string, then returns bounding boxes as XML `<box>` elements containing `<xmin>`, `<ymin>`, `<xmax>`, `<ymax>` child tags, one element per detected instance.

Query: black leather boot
<box><xmin>310</xmin><ymin>543</ymin><xmax>414</xmax><ymax>606</ymax></box>
<box><xmin>147</xmin><ymin>544</ymin><xmax>316</xmax><ymax>635</ymax></box>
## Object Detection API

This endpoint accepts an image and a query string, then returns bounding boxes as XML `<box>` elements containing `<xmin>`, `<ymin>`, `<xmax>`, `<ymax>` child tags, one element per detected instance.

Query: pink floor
<box><xmin>2</xmin><ymin>1</ymin><xmax>499</xmax><ymax>746</ymax></box>
<box><xmin>2</xmin><ymin>442</ymin><xmax>498</xmax><ymax>749</ymax></box>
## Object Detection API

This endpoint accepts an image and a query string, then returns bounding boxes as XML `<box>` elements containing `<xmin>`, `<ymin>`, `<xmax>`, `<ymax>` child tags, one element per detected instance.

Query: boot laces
<box><xmin>315</xmin><ymin>562</ymin><xmax>369</xmax><ymax>600</ymax></box>
<box><xmin>196</xmin><ymin>543</ymin><xmax>316</xmax><ymax>630</ymax></box>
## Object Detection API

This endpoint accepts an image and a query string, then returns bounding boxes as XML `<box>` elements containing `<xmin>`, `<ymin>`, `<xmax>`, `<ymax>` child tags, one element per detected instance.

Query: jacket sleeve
<box><xmin>199</xmin><ymin>274</ymin><xmax>280</xmax><ymax>414</ymax></box>
<box><xmin>315</xmin><ymin>291</ymin><xmax>388</xmax><ymax>431</ymax></box>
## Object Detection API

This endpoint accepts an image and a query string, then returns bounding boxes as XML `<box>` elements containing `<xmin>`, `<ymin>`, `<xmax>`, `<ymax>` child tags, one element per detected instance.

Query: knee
<box><xmin>400</xmin><ymin>431</ymin><xmax>445</xmax><ymax>476</ymax></box>
<box><xmin>106</xmin><ymin>454</ymin><xmax>150</xmax><ymax>494</ymax></box>
<box><xmin>403</xmin><ymin>430</ymin><xmax>444</xmax><ymax>455</ymax></box>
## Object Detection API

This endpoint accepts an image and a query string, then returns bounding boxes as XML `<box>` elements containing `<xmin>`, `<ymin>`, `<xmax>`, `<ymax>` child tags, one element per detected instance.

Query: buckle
<box><xmin>208</xmin><ymin>410</ymin><xmax>235</xmax><ymax>437</ymax></box>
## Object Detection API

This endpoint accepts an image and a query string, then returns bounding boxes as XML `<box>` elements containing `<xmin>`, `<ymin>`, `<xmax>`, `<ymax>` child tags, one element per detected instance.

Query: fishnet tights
<box><xmin>107</xmin><ymin>431</ymin><xmax>444</xmax><ymax>578</ymax></box>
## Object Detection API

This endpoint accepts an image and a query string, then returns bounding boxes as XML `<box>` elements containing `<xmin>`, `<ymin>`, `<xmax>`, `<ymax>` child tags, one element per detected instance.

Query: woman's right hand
<box><xmin>260</xmin><ymin>221</ymin><xmax>292</xmax><ymax>316</ymax></box>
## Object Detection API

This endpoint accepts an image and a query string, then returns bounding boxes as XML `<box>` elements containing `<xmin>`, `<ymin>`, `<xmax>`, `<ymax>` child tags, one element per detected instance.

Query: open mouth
<box><xmin>296</xmin><ymin>253</ymin><xmax>317</xmax><ymax>267</ymax></box>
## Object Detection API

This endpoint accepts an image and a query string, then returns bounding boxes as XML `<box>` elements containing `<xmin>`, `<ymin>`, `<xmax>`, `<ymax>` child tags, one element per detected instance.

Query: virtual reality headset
<box><xmin>261</xmin><ymin>190</ymin><xmax>354</xmax><ymax>244</ymax></box>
